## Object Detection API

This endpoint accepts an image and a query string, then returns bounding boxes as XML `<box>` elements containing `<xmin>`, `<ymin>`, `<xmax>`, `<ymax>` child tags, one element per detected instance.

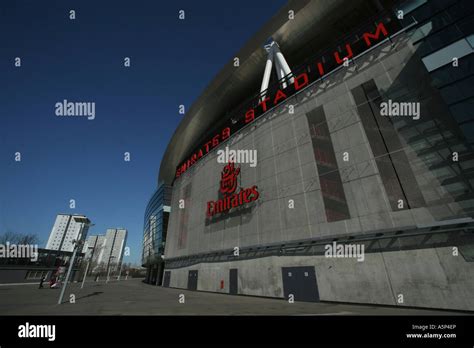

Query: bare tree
<box><xmin>17</xmin><ymin>233</ymin><xmax>39</xmax><ymax>245</ymax></box>
<box><xmin>0</xmin><ymin>231</ymin><xmax>39</xmax><ymax>245</ymax></box>
<box><xmin>0</xmin><ymin>232</ymin><xmax>17</xmax><ymax>244</ymax></box>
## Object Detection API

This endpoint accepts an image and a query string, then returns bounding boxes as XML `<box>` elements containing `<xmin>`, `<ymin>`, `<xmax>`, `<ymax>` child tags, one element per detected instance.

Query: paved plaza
<box><xmin>0</xmin><ymin>278</ymin><xmax>469</xmax><ymax>315</ymax></box>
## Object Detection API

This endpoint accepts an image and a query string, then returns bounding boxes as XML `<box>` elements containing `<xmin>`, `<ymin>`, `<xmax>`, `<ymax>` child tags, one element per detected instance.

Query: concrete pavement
<box><xmin>0</xmin><ymin>278</ymin><xmax>469</xmax><ymax>315</ymax></box>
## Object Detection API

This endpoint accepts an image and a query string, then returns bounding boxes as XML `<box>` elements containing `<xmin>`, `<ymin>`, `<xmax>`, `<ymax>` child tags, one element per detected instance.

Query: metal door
<box><xmin>163</xmin><ymin>271</ymin><xmax>171</xmax><ymax>287</ymax></box>
<box><xmin>229</xmin><ymin>268</ymin><xmax>238</xmax><ymax>295</ymax></box>
<box><xmin>187</xmin><ymin>270</ymin><xmax>198</xmax><ymax>290</ymax></box>
<box><xmin>281</xmin><ymin>266</ymin><xmax>319</xmax><ymax>302</ymax></box>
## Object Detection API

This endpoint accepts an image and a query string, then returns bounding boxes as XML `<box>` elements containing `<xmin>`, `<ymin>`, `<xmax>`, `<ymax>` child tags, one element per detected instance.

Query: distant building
<box><xmin>45</xmin><ymin>214</ymin><xmax>91</xmax><ymax>252</ymax></box>
<box><xmin>83</xmin><ymin>229</ymin><xmax>127</xmax><ymax>273</ymax></box>
<box><xmin>82</xmin><ymin>235</ymin><xmax>107</xmax><ymax>271</ymax></box>
<box><xmin>103</xmin><ymin>228</ymin><xmax>127</xmax><ymax>272</ymax></box>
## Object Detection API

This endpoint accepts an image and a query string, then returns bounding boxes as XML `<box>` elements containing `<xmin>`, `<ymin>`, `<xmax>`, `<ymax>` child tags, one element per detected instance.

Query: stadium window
<box><xmin>421</xmin><ymin>35</ymin><xmax>474</xmax><ymax>71</ymax></box>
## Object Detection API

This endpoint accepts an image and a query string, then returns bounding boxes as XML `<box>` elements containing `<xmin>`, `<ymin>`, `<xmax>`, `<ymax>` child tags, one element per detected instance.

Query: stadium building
<box><xmin>152</xmin><ymin>0</ymin><xmax>474</xmax><ymax>310</ymax></box>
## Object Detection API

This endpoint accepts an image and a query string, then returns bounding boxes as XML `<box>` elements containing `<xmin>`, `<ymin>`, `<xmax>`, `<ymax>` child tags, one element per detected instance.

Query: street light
<box><xmin>80</xmin><ymin>228</ymin><xmax>96</xmax><ymax>289</ymax></box>
<box><xmin>117</xmin><ymin>258</ymin><xmax>124</xmax><ymax>281</ymax></box>
<box><xmin>80</xmin><ymin>253</ymin><xmax>91</xmax><ymax>289</ymax></box>
<box><xmin>57</xmin><ymin>217</ymin><xmax>92</xmax><ymax>305</ymax></box>
<box><xmin>106</xmin><ymin>255</ymin><xmax>116</xmax><ymax>283</ymax></box>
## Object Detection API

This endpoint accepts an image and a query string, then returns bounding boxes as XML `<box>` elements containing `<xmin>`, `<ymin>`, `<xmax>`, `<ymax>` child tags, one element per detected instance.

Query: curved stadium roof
<box><xmin>158</xmin><ymin>0</ymin><xmax>397</xmax><ymax>185</ymax></box>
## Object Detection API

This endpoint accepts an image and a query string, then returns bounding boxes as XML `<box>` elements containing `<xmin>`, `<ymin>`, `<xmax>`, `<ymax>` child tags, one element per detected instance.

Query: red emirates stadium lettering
<box><xmin>206</xmin><ymin>162</ymin><xmax>259</xmax><ymax>218</ymax></box>
<box><xmin>176</xmin><ymin>127</ymin><xmax>231</xmax><ymax>178</ymax></box>
<box><xmin>176</xmin><ymin>21</ymin><xmax>391</xmax><ymax>179</ymax></box>
<box><xmin>243</xmin><ymin>22</ymin><xmax>389</xmax><ymax>119</ymax></box>
<box><xmin>206</xmin><ymin>186</ymin><xmax>259</xmax><ymax>217</ymax></box>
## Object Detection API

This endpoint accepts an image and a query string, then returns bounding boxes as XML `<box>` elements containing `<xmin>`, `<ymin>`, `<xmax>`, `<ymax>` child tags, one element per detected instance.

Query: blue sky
<box><xmin>0</xmin><ymin>0</ymin><xmax>286</xmax><ymax>265</ymax></box>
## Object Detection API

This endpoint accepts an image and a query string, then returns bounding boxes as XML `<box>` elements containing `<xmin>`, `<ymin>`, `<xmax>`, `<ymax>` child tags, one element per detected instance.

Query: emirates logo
<box><xmin>206</xmin><ymin>162</ymin><xmax>259</xmax><ymax>218</ymax></box>
<box><xmin>220</xmin><ymin>162</ymin><xmax>240</xmax><ymax>195</ymax></box>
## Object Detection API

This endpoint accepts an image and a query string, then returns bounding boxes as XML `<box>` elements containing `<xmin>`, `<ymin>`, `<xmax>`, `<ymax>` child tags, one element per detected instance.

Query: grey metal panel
<box><xmin>352</xmin><ymin>80</ymin><xmax>425</xmax><ymax>210</ymax></box>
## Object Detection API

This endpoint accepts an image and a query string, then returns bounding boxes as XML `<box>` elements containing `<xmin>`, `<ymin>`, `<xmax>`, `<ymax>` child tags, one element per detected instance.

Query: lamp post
<box><xmin>106</xmin><ymin>255</ymin><xmax>115</xmax><ymax>283</ymax></box>
<box><xmin>117</xmin><ymin>260</ymin><xmax>123</xmax><ymax>281</ymax></box>
<box><xmin>80</xmin><ymin>224</ymin><xmax>96</xmax><ymax>289</ymax></box>
<box><xmin>80</xmin><ymin>260</ymin><xmax>90</xmax><ymax>289</ymax></box>
<box><xmin>57</xmin><ymin>217</ymin><xmax>92</xmax><ymax>305</ymax></box>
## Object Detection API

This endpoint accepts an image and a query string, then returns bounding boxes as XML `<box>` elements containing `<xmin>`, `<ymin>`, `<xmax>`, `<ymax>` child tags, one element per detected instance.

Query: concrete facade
<box><xmin>165</xmin><ymin>246</ymin><xmax>474</xmax><ymax>311</ymax></box>
<box><xmin>166</xmin><ymin>33</ymin><xmax>472</xmax><ymax>253</ymax></box>
<box><xmin>162</xmin><ymin>1</ymin><xmax>474</xmax><ymax>311</ymax></box>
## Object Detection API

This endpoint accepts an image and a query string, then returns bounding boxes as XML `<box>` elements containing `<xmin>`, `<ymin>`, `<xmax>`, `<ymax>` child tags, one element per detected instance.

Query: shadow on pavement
<box><xmin>67</xmin><ymin>291</ymin><xmax>104</xmax><ymax>303</ymax></box>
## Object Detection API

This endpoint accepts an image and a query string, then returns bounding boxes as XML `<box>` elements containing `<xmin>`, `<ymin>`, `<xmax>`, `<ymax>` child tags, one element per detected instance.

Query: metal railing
<box><xmin>164</xmin><ymin>219</ymin><xmax>474</xmax><ymax>269</ymax></box>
